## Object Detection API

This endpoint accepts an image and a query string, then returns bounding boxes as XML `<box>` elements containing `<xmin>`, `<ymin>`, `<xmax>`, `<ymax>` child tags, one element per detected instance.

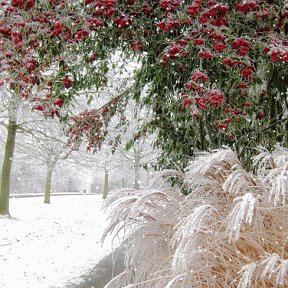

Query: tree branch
<box><xmin>16</xmin><ymin>125</ymin><xmax>65</xmax><ymax>144</ymax></box>
<box><xmin>261</xmin><ymin>117</ymin><xmax>288</xmax><ymax>133</ymax></box>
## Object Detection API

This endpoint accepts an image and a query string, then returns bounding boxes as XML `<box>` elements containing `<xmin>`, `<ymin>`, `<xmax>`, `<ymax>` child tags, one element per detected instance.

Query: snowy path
<box><xmin>68</xmin><ymin>242</ymin><xmax>126</xmax><ymax>288</ymax></box>
<box><xmin>0</xmin><ymin>195</ymin><xmax>120</xmax><ymax>288</ymax></box>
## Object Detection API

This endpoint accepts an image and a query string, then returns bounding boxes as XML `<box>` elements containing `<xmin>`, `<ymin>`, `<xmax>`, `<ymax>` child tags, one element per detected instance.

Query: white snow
<box><xmin>0</xmin><ymin>195</ymin><xmax>120</xmax><ymax>288</ymax></box>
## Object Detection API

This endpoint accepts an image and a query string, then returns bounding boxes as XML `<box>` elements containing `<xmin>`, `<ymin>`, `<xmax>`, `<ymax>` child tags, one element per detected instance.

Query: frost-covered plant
<box><xmin>103</xmin><ymin>147</ymin><xmax>288</xmax><ymax>288</ymax></box>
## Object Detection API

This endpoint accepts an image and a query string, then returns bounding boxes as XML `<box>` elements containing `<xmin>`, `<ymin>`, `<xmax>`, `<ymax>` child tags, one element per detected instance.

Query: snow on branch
<box><xmin>260</xmin><ymin>253</ymin><xmax>281</xmax><ymax>280</ymax></box>
<box><xmin>275</xmin><ymin>259</ymin><xmax>288</xmax><ymax>286</ymax></box>
<box><xmin>222</xmin><ymin>169</ymin><xmax>259</xmax><ymax>196</ymax></box>
<box><xmin>226</xmin><ymin>193</ymin><xmax>258</xmax><ymax>243</ymax></box>
<box><xmin>266</xmin><ymin>166</ymin><xmax>288</xmax><ymax>206</ymax></box>
<box><xmin>237</xmin><ymin>262</ymin><xmax>257</xmax><ymax>288</ymax></box>
<box><xmin>253</xmin><ymin>145</ymin><xmax>288</xmax><ymax>174</ymax></box>
<box><xmin>149</xmin><ymin>169</ymin><xmax>185</xmax><ymax>187</ymax></box>
<box><xmin>171</xmin><ymin>205</ymin><xmax>217</xmax><ymax>271</ymax></box>
<box><xmin>252</xmin><ymin>146</ymin><xmax>274</xmax><ymax>175</ymax></box>
<box><xmin>186</xmin><ymin>149</ymin><xmax>241</xmax><ymax>183</ymax></box>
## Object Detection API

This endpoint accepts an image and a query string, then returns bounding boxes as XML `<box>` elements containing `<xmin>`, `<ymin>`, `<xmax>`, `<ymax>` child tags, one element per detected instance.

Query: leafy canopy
<box><xmin>0</xmin><ymin>0</ymin><xmax>287</xmax><ymax>169</ymax></box>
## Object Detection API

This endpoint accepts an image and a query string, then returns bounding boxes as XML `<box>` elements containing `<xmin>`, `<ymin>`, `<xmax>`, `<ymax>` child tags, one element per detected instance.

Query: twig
<box><xmin>261</xmin><ymin>117</ymin><xmax>288</xmax><ymax>132</ymax></box>
<box><xmin>233</xmin><ymin>117</ymin><xmax>288</xmax><ymax>147</ymax></box>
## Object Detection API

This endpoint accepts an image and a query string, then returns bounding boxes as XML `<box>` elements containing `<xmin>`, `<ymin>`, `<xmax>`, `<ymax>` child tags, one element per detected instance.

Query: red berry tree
<box><xmin>0</xmin><ymin>0</ymin><xmax>287</xmax><ymax>172</ymax></box>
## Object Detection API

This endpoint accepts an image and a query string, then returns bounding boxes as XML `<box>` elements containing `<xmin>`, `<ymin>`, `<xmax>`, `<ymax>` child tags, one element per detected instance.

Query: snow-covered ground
<box><xmin>0</xmin><ymin>195</ymin><xmax>119</xmax><ymax>288</ymax></box>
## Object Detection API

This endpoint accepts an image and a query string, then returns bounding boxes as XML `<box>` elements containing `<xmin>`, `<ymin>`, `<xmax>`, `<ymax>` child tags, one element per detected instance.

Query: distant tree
<box><xmin>120</xmin><ymin>133</ymin><xmax>158</xmax><ymax>190</ymax></box>
<box><xmin>16</xmin><ymin>119</ymin><xmax>66</xmax><ymax>203</ymax></box>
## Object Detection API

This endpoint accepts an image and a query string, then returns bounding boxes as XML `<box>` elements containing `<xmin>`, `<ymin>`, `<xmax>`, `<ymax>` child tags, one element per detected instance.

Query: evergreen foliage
<box><xmin>0</xmin><ymin>0</ymin><xmax>287</xmax><ymax>169</ymax></box>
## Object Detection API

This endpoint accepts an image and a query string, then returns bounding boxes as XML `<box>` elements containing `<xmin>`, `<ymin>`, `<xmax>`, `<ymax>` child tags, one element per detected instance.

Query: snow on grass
<box><xmin>0</xmin><ymin>195</ymin><xmax>120</xmax><ymax>288</ymax></box>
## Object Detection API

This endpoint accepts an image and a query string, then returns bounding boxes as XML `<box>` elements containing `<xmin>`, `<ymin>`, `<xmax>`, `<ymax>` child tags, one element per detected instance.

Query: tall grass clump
<box><xmin>103</xmin><ymin>146</ymin><xmax>288</xmax><ymax>287</ymax></box>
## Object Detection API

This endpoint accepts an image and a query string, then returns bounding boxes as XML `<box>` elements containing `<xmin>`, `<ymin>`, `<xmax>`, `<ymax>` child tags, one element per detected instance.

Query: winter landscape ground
<box><xmin>0</xmin><ymin>195</ymin><xmax>120</xmax><ymax>288</ymax></box>
<box><xmin>0</xmin><ymin>1</ymin><xmax>287</xmax><ymax>287</ymax></box>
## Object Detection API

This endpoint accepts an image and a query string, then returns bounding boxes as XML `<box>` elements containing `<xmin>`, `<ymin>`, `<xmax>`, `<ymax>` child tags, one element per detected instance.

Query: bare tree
<box><xmin>15</xmin><ymin>119</ymin><xmax>67</xmax><ymax>203</ymax></box>
<box><xmin>116</xmin><ymin>102</ymin><xmax>159</xmax><ymax>190</ymax></box>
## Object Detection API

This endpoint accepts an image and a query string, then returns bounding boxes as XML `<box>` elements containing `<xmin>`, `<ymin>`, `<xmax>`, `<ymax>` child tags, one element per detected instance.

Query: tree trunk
<box><xmin>199</xmin><ymin>118</ymin><xmax>206</xmax><ymax>151</ymax></box>
<box><xmin>0</xmin><ymin>118</ymin><xmax>17</xmax><ymax>215</ymax></box>
<box><xmin>146</xmin><ymin>165</ymin><xmax>150</xmax><ymax>187</ymax></box>
<box><xmin>102</xmin><ymin>169</ymin><xmax>109</xmax><ymax>199</ymax></box>
<box><xmin>44</xmin><ymin>168</ymin><xmax>52</xmax><ymax>204</ymax></box>
<box><xmin>134</xmin><ymin>147</ymin><xmax>140</xmax><ymax>190</ymax></box>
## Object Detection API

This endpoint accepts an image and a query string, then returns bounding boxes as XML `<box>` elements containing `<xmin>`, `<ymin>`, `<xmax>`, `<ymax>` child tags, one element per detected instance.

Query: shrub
<box><xmin>103</xmin><ymin>146</ymin><xmax>288</xmax><ymax>287</ymax></box>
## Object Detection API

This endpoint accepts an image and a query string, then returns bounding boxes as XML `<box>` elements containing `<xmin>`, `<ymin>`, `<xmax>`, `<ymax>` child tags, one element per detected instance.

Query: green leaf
<box><xmin>125</xmin><ymin>140</ymin><xmax>134</xmax><ymax>151</ymax></box>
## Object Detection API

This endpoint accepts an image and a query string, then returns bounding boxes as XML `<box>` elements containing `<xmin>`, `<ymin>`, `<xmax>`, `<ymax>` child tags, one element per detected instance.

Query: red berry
<box><xmin>62</xmin><ymin>77</ymin><xmax>73</xmax><ymax>88</ymax></box>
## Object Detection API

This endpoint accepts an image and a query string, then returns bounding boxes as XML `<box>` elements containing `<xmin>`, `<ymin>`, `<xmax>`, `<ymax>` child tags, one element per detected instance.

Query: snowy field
<box><xmin>0</xmin><ymin>195</ymin><xmax>119</xmax><ymax>288</ymax></box>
